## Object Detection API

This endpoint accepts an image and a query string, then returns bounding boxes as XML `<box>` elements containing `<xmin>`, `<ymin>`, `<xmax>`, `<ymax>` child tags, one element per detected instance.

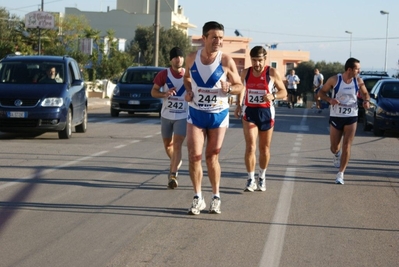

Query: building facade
<box><xmin>191</xmin><ymin>35</ymin><xmax>309</xmax><ymax>76</ymax></box>
<box><xmin>65</xmin><ymin>0</ymin><xmax>309</xmax><ymax>75</ymax></box>
<box><xmin>65</xmin><ymin>0</ymin><xmax>195</xmax><ymax>50</ymax></box>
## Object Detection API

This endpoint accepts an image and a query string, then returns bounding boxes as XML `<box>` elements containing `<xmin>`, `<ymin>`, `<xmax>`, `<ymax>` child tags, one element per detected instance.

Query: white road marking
<box><xmin>259</xmin><ymin>109</ymin><xmax>308</xmax><ymax>267</ymax></box>
<box><xmin>259</xmin><ymin>168</ymin><xmax>296</xmax><ymax>267</ymax></box>
<box><xmin>0</xmin><ymin>134</ymin><xmax>159</xmax><ymax>191</ymax></box>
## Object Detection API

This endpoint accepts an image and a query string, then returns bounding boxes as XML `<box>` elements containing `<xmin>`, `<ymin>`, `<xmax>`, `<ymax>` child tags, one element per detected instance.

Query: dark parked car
<box><xmin>0</xmin><ymin>55</ymin><xmax>87</xmax><ymax>139</ymax></box>
<box><xmin>110</xmin><ymin>66</ymin><xmax>166</xmax><ymax>117</ymax></box>
<box><xmin>357</xmin><ymin>71</ymin><xmax>390</xmax><ymax>120</ymax></box>
<box><xmin>363</xmin><ymin>79</ymin><xmax>399</xmax><ymax>136</ymax></box>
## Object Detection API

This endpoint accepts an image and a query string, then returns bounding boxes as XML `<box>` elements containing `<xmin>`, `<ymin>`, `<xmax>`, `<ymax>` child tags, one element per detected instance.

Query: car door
<box><xmin>366</xmin><ymin>81</ymin><xmax>381</xmax><ymax>121</ymax></box>
<box><xmin>67</xmin><ymin>61</ymin><xmax>86</xmax><ymax>124</ymax></box>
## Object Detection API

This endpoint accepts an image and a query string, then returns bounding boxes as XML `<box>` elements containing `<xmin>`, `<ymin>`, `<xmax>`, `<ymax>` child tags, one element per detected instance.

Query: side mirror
<box><xmin>369</xmin><ymin>93</ymin><xmax>376</xmax><ymax>99</ymax></box>
<box><xmin>72</xmin><ymin>79</ymin><xmax>84</xmax><ymax>86</ymax></box>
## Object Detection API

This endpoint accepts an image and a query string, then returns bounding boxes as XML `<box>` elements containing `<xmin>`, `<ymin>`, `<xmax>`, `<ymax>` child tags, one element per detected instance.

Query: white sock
<box><xmin>248</xmin><ymin>172</ymin><xmax>255</xmax><ymax>180</ymax></box>
<box><xmin>259</xmin><ymin>169</ymin><xmax>267</xmax><ymax>179</ymax></box>
<box><xmin>212</xmin><ymin>194</ymin><xmax>220</xmax><ymax>199</ymax></box>
<box><xmin>195</xmin><ymin>192</ymin><xmax>202</xmax><ymax>199</ymax></box>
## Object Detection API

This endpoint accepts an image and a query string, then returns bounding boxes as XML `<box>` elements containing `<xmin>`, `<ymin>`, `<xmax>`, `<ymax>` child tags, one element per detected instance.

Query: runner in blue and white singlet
<box><xmin>329</xmin><ymin>73</ymin><xmax>359</xmax><ymax>118</ymax></box>
<box><xmin>183</xmin><ymin>21</ymin><xmax>243</xmax><ymax>215</ymax></box>
<box><xmin>151</xmin><ymin>47</ymin><xmax>187</xmax><ymax>190</ymax></box>
<box><xmin>187</xmin><ymin>49</ymin><xmax>230</xmax><ymax>129</ymax></box>
<box><xmin>160</xmin><ymin>68</ymin><xmax>187</xmax><ymax>120</ymax></box>
<box><xmin>317</xmin><ymin>57</ymin><xmax>370</xmax><ymax>185</ymax></box>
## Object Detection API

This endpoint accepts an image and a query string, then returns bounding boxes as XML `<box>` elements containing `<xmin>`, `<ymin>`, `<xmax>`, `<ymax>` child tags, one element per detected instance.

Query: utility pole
<box><xmin>153</xmin><ymin>0</ymin><xmax>160</xmax><ymax>66</ymax></box>
<box><xmin>38</xmin><ymin>0</ymin><xmax>44</xmax><ymax>55</ymax></box>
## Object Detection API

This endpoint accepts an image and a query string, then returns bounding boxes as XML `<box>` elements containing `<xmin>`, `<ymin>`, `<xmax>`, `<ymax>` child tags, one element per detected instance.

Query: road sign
<box><xmin>79</xmin><ymin>38</ymin><xmax>93</xmax><ymax>55</ymax></box>
<box><xmin>25</xmin><ymin>11</ymin><xmax>55</xmax><ymax>29</ymax></box>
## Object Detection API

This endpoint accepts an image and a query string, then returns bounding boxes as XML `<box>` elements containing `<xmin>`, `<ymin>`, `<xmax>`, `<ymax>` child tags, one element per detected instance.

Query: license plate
<box><xmin>7</xmin><ymin>111</ymin><xmax>27</xmax><ymax>118</ymax></box>
<box><xmin>128</xmin><ymin>100</ymin><xmax>140</xmax><ymax>105</ymax></box>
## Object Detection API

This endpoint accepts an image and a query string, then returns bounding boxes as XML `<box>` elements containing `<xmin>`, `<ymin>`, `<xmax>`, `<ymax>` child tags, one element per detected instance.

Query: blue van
<box><xmin>0</xmin><ymin>55</ymin><xmax>87</xmax><ymax>139</ymax></box>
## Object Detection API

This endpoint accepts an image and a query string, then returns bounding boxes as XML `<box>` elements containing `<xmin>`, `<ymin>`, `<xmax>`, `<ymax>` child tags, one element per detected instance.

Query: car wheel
<box><xmin>110</xmin><ymin>107</ymin><xmax>119</xmax><ymax>117</ymax></box>
<box><xmin>363</xmin><ymin>116</ymin><xmax>372</xmax><ymax>131</ymax></box>
<box><xmin>75</xmin><ymin>106</ymin><xmax>87</xmax><ymax>133</ymax></box>
<box><xmin>59</xmin><ymin>108</ymin><xmax>72</xmax><ymax>139</ymax></box>
<box><xmin>372</xmin><ymin>116</ymin><xmax>384</xmax><ymax>136</ymax></box>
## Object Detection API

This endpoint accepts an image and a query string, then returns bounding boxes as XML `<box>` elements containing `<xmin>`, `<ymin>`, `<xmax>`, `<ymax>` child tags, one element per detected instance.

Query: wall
<box><xmin>190</xmin><ymin>35</ymin><xmax>309</xmax><ymax>76</ymax></box>
<box><xmin>190</xmin><ymin>35</ymin><xmax>252</xmax><ymax>75</ymax></box>
<box><xmin>65</xmin><ymin>1</ymin><xmax>195</xmax><ymax>49</ymax></box>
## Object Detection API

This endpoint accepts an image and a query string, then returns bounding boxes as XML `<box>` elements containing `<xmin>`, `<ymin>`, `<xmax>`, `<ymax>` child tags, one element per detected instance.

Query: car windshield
<box><xmin>380</xmin><ymin>83</ymin><xmax>399</xmax><ymax>99</ymax></box>
<box><xmin>0</xmin><ymin>61</ymin><xmax>65</xmax><ymax>84</ymax></box>
<box><xmin>364</xmin><ymin>79</ymin><xmax>380</xmax><ymax>92</ymax></box>
<box><xmin>120</xmin><ymin>70</ymin><xmax>160</xmax><ymax>84</ymax></box>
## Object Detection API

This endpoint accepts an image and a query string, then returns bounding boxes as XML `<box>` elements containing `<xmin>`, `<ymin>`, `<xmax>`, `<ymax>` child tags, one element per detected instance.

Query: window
<box><xmin>271</xmin><ymin>62</ymin><xmax>277</xmax><ymax>68</ymax></box>
<box><xmin>286</xmin><ymin>63</ymin><xmax>294</xmax><ymax>73</ymax></box>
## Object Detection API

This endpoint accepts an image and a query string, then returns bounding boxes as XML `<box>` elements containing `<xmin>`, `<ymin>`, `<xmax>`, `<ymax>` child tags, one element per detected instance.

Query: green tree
<box><xmin>95</xmin><ymin>29</ymin><xmax>133</xmax><ymax>80</ymax></box>
<box><xmin>128</xmin><ymin>26</ymin><xmax>192</xmax><ymax>67</ymax></box>
<box><xmin>0</xmin><ymin>8</ymin><xmax>34</xmax><ymax>57</ymax></box>
<box><xmin>44</xmin><ymin>15</ymin><xmax>90</xmax><ymax>57</ymax></box>
<box><xmin>78</xmin><ymin>28</ymin><xmax>133</xmax><ymax>81</ymax></box>
<box><xmin>295</xmin><ymin>60</ymin><xmax>344</xmax><ymax>98</ymax></box>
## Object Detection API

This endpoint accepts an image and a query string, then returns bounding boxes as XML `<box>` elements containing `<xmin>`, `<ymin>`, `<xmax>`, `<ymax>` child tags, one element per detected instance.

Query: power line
<box><xmin>258</xmin><ymin>37</ymin><xmax>399</xmax><ymax>45</ymax></box>
<box><xmin>4</xmin><ymin>0</ymin><xmax>62</xmax><ymax>13</ymax></box>
<box><xmin>223</xmin><ymin>27</ymin><xmax>399</xmax><ymax>44</ymax></box>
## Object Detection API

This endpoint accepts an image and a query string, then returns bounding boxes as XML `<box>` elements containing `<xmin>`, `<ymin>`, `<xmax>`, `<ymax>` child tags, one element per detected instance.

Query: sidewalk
<box><xmin>88</xmin><ymin>97</ymin><xmax>110</xmax><ymax>110</ymax></box>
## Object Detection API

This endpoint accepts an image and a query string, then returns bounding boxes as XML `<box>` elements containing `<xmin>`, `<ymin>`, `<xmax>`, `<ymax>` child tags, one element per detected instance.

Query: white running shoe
<box><xmin>209</xmin><ymin>197</ymin><xmax>221</xmax><ymax>214</ymax></box>
<box><xmin>244</xmin><ymin>179</ymin><xmax>257</xmax><ymax>192</ymax></box>
<box><xmin>188</xmin><ymin>196</ymin><xmax>206</xmax><ymax>215</ymax></box>
<box><xmin>333</xmin><ymin>151</ymin><xmax>341</xmax><ymax>168</ymax></box>
<box><xmin>335</xmin><ymin>172</ymin><xmax>344</xmax><ymax>185</ymax></box>
<box><xmin>258</xmin><ymin>178</ymin><xmax>266</xmax><ymax>191</ymax></box>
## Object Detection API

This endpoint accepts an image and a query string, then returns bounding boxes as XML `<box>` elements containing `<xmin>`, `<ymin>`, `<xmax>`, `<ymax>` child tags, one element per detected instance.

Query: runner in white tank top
<box><xmin>151</xmin><ymin>47</ymin><xmax>188</xmax><ymax>189</ymax></box>
<box><xmin>329</xmin><ymin>73</ymin><xmax>359</xmax><ymax>118</ymax></box>
<box><xmin>318</xmin><ymin>57</ymin><xmax>370</xmax><ymax>185</ymax></box>
<box><xmin>183</xmin><ymin>21</ymin><xmax>243</xmax><ymax>215</ymax></box>
<box><xmin>188</xmin><ymin>49</ymin><xmax>229</xmax><ymax>113</ymax></box>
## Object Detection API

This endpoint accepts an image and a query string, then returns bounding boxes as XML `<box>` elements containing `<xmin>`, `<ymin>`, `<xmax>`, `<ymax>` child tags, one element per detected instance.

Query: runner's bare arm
<box><xmin>183</xmin><ymin>52</ymin><xmax>196</xmax><ymax>102</ymax></box>
<box><xmin>222</xmin><ymin>54</ymin><xmax>243</xmax><ymax>95</ymax></box>
<box><xmin>318</xmin><ymin>76</ymin><xmax>338</xmax><ymax>105</ymax></box>
<box><xmin>270</xmin><ymin>68</ymin><xmax>287</xmax><ymax>101</ymax></box>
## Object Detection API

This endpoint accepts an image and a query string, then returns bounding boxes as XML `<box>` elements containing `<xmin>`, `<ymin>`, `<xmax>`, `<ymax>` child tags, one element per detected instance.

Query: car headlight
<box><xmin>41</xmin><ymin>98</ymin><xmax>63</xmax><ymax>107</ymax></box>
<box><xmin>113</xmin><ymin>86</ymin><xmax>120</xmax><ymax>96</ymax></box>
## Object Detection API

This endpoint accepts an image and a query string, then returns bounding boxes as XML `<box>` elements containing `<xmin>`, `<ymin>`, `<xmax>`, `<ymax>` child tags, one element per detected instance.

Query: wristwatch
<box><xmin>272</xmin><ymin>93</ymin><xmax>277</xmax><ymax>101</ymax></box>
<box><xmin>227</xmin><ymin>86</ymin><xmax>232</xmax><ymax>94</ymax></box>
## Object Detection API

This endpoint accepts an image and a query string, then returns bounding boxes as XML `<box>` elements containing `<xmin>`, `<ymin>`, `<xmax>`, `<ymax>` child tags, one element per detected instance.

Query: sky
<box><xmin>2</xmin><ymin>0</ymin><xmax>399</xmax><ymax>75</ymax></box>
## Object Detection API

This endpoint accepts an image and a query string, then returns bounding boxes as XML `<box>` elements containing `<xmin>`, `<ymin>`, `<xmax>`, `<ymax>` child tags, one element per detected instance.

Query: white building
<box><xmin>65</xmin><ymin>0</ymin><xmax>195</xmax><ymax>51</ymax></box>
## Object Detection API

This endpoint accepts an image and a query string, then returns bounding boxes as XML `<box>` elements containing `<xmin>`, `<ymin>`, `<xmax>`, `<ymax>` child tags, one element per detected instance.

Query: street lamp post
<box><xmin>345</xmin><ymin>31</ymin><xmax>352</xmax><ymax>58</ymax></box>
<box><xmin>380</xmin><ymin>10</ymin><xmax>389</xmax><ymax>72</ymax></box>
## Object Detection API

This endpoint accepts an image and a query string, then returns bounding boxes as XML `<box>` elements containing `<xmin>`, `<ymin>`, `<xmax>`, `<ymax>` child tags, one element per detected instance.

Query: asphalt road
<box><xmin>0</xmin><ymin>104</ymin><xmax>398</xmax><ymax>267</ymax></box>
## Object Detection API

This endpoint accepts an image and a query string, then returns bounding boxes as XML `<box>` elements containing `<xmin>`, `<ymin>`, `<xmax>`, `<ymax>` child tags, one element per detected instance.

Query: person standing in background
<box><xmin>313</xmin><ymin>68</ymin><xmax>324</xmax><ymax>113</ymax></box>
<box><xmin>151</xmin><ymin>47</ymin><xmax>187</xmax><ymax>189</ymax></box>
<box><xmin>285</xmin><ymin>69</ymin><xmax>300</xmax><ymax>108</ymax></box>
